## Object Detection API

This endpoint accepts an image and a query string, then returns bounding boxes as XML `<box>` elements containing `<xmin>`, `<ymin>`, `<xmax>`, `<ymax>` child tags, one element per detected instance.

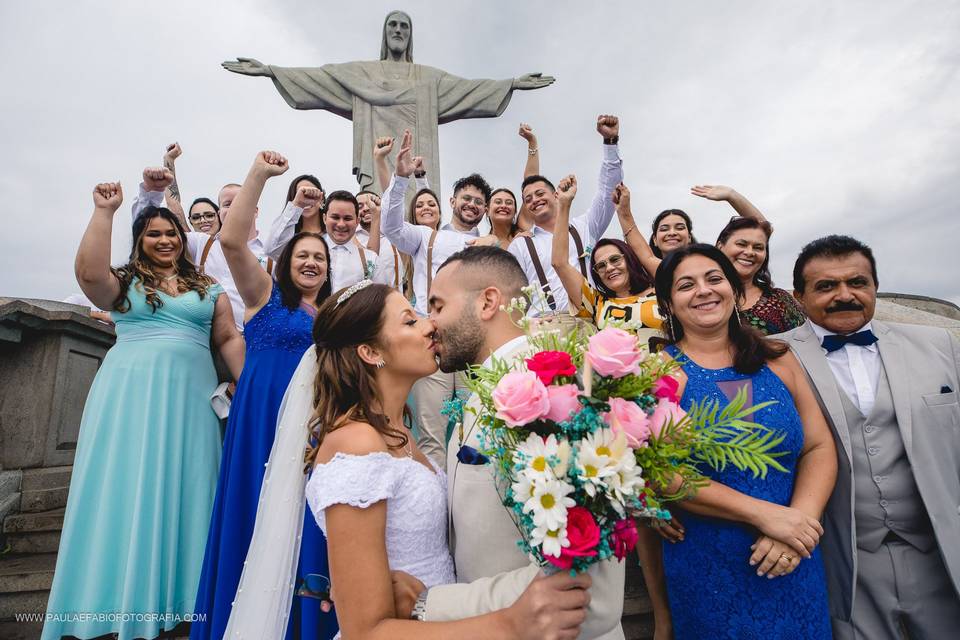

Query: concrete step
<box><xmin>0</xmin><ymin>470</ymin><xmax>21</xmax><ymax>496</ymax></box>
<box><xmin>0</xmin><ymin>589</ymin><xmax>48</xmax><ymax>623</ymax></box>
<box><xmin>19</xmin><ymin>486</ymin><xmax>69</xmax><ymax>513</ymax></box>
<box><xmin>0</xmin><ymin>491</ymin><xmax>20</xmax><ymax>525</ymax></box>
<box><xmin>5</xmin><ymin>530</ymin><xmax>60</xmax><ymax>555</ymax></box>
<box><xmin>0</xmin><ymin>553</ymin><xmax>56</xmax><ymax>594</ymax></box>
<box><xmin>2</xmin><ymin>508</ymin><xmax>64</xmax><ymax>534</ymax></box>
<box><xmin>0</xmin><ymin>619</ymin><xmax>44</xmax><ymax>640</ymax></box>
<box><xmin>20</xmin><ymin>466</ymin><xmax>72</xmax><ymax>492</ymax></box>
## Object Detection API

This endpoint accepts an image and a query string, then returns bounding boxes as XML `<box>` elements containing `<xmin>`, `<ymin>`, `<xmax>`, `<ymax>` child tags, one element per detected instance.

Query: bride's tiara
<box><xmin>336</xmin><ymin>279</ymin><xmax>374</xmax><ymax>307</ymax></box>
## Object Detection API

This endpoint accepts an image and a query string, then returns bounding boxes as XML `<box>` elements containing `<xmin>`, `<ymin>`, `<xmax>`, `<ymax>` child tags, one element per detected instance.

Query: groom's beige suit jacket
<box><xmin>424</xmin><ymin>335</ymin><xmax>626</xmax><ymax>639</ymax></box>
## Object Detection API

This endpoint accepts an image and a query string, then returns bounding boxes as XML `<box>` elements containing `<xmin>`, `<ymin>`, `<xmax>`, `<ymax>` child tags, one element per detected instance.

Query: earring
<box><xmin>735</xmin><ymin>306</ymin><xmax>743</xmax><ymax>325</ymax></box>
<box><xmin>664</xmin><ymin>314</ymin><xmax>674</xmax><ymax>339</ymax></box>
<box><xmin>376</xmin><ymin>360</ymin><xmax>386</xmax><ymax>369</ymax></box>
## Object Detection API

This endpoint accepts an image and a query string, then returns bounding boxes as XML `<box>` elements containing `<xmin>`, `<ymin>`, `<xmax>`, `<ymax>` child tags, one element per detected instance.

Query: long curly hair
<box><xmin>112</xmin><ymin>206</ymin><xmax>214</xmax><ymax>313</ymax></box>
<box><xmin>304</xmin><ymin>283</ymin><xmax>412</xmax><ymax>468</ymax></box>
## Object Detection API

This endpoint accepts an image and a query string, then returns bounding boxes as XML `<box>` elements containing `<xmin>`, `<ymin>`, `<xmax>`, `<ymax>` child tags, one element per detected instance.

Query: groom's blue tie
<box><xmin>821</xmin><ymin>329</ymin><xmax>878</xmax><ymax>353</ymax></box>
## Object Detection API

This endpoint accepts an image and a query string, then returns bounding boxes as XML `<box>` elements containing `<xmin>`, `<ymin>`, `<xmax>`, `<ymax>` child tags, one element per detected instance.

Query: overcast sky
<box><xmin>2</xmin><ymin>0</ymin><xmax>957</xmax><ymax>304</ymax></box>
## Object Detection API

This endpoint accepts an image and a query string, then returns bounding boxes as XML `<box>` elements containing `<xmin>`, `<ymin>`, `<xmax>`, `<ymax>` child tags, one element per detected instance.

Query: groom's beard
<box><xmin>436</xmin><ymin>308</ymin><xmax>484</xmax><ymax>373</ymax></box>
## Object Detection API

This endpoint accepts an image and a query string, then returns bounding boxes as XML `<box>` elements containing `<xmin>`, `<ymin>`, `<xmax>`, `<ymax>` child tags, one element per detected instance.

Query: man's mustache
<box><xmin>826</xmin><ymin>301</ymin><xmax>865</xmax><ymax>313</ymax></box>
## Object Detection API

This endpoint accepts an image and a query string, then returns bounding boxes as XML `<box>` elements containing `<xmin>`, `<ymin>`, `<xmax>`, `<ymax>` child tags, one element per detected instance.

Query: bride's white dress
<box><xmin>305</xmin><ymin>452</ymin><xmax>456</xmax><ymax>589</ymax></box>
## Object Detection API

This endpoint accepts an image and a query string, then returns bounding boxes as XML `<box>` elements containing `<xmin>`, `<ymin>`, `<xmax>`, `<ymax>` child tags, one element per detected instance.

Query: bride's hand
<box><xmin>390</xmin><ymin>570</ymin><xmax>426</xmax><ymax>619</ymax></box>
<box><xmin>503</xmin><ymin>570</ymin><xmax>592</xmax><ymax>640</ymax></box>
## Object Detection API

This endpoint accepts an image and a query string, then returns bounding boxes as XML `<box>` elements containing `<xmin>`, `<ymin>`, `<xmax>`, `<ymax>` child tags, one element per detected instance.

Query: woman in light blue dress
<box><xmin>42</xmin><ymin>182</ymin><xmax>244</xmax><ymax>640</ymax></box>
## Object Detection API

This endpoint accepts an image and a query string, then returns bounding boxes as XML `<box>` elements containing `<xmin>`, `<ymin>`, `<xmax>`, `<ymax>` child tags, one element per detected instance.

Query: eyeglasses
<box><xmin>296</xmin><ymin>573</ymin><xmax>331</xmax><ymax>601</ymax></box>
<box><xmin>459</xmin><ymin>195</ymin><xmax>486</xmax><ymax>206</ymax></box>
<box><xmin>189</xmin><ymin>212</ymin><xmax>218</xmax><ymax>222</ymax></box>
<box><xmin>594</xmin><ymin>254</ymin><xmax>625</xmax><ymax>273</ymax></box>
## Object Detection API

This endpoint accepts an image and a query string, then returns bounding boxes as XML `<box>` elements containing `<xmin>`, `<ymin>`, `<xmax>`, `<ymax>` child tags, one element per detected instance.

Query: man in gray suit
<box><xmin>777</xmin><ymin>235</ymin><xmax>960</xmax><ymax>639</ymax></box>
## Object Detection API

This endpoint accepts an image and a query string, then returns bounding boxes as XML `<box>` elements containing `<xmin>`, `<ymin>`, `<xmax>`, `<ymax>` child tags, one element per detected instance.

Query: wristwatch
<box><xmin>414</xmin><ymin>170</ymin><xmax>427</xmax><ymax>179</ymax></box>
<box><xmin>603</xmin><ymin>135</ymin><xmax>619</xmax><ymax>145</ymax></box>
<box><xmin>411</xmin><ymin>589</ymin><xmax>429</xmax><ymax>621</ymax></box>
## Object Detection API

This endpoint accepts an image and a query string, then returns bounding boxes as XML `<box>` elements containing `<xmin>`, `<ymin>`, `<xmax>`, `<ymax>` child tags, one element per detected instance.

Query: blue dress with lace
<box><xmin>191</xmin><ymin>284</ymin><xmax>338</xmax><ymax>640</ymax></box>
<box><xmin>662</xmin><ymin>346</ymin><xmax>832</xmax><ymax>639</ymax></box>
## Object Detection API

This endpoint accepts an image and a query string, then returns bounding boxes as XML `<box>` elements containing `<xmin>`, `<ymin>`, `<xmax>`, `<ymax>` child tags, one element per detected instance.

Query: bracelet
<box><xmin>624</xmin><ymin>225</ymin><xmax>636</xmax><ymax>238</ymax></box>
<box><xmin>528</xmin><ymin>147</ymin><xmax>538</xmax><ymax>156</ymax></box>
<box><xmin>603</xmin><ymin>136</ymin><xmax>619</xmax><ymax>145</ymax></box>
<box><xmin>411</xmin><ymin>589</ymin><xmax>429</xmax><ymax>621</ymax></box>
<box><xmin>414</xmin><ymin>171</ymin><xmax>426</xmax><ymax>179</ymax></box>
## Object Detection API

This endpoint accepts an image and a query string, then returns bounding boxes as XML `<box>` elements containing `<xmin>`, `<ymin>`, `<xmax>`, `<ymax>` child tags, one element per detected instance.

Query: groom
<box><xmin>420</xmin><ymin>245</ymin><xmax>626</xmax><ymax>639</ymax></box>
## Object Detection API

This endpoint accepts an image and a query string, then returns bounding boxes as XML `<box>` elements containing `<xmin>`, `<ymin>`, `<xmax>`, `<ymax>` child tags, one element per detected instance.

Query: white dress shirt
<box><xmin>356</xmin><ymin>226</ymin><xmax>406</xmax><ymax>291</ymax></box>
<box><xmin>132</xmin><ymin>185</ymin><xmax>266</xmax><ymax>329</ymax></box>
<box><xmin>381</xmin><ymin>175</ymin><xmax>481</xmax><ymax>316</ymax></box>
<box><xmin>507</xmin><ymin>143</ymin><xmax>623</xmax><ymax>317</ymax></box>
<box><xmin>322</xmin><ymin>234</ymin><xmax>386</xmax><ymax>294</ymax></box>
<box><xmin>810</xmin><ymin>320</ymin><xmax>882</xmax><ymax>415</ymax></box>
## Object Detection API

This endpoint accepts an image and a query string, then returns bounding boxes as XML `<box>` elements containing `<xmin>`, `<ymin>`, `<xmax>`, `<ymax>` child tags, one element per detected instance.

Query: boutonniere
<box><xmin>456</xmin><ymin>444</ymin><xmax>489</xmax><ymax>465</ymax></box>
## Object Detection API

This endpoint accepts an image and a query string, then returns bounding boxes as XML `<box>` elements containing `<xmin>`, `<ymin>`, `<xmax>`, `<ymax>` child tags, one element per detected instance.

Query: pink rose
<box><xmin>610</xmin><ymin>518</ymin><xmax>639</xmax><ymax>560</ymax></box>
<box><xmin>547</xmin><ymin>506</ymin><xmax>600</xmax><ymax>570</ymax></box>
<box><xmin>648</xmin><ymin>397</ymin><xmax>687</xmax><ymax>438</ymax></box>
<box><xmin>526</xmin><ymin>351</ymin><xmax>577</xmax><ymax>386</ymax></box>
<box><xmin>652</xmin><ymin>375</ymin><xmax>680</xmax><ymax>403</ymax></box>
<box><xmin>586</xmin><ymin>328</ymin><xmax>642</xmax><ymax>378</ymax></box>
<box><xmin>604</xmin><ymin>397</ymin><xmax>652</xmax><ymax>447</ymax></box>
<box><xmin>545</xmin><ymin>384</ymin><xmax>582</xmax><ymax>423</ymax></box>
<box><xmin>492</xmin><ymin>371</ymin><xmax>551</xmax><ymax>427</ymax></box>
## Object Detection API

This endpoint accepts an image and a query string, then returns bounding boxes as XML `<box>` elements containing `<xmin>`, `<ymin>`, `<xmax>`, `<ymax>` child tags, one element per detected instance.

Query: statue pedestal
<box><xmin>0</xmin><ymin>298</ymin><xmax>114</xmax><ymax>636</ymax></box>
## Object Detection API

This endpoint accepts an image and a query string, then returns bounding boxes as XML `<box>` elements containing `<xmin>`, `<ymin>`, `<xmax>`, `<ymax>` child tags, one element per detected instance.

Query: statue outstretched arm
<box><xmin>512</xmin><ymin>72</ymin><xmax>556</xmax><ymax>90</ymax></box>
<box><xmin>222</xmin><ymin>57</ymin><xmax>273</xmax><ymax>78</ymax></box>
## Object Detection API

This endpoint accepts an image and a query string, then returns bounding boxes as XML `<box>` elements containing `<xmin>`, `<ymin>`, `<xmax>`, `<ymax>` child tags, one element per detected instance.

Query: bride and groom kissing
<box><xmin>227</xmin><ymin>245</ymin><xmax>625</xmax><ymax>639</ymax></box>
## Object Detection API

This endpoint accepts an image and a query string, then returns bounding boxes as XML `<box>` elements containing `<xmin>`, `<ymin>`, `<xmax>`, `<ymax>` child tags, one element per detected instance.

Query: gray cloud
<box><xmin>1</xmin><ymin>0</ymin><xmax>957</xmax><ymax>304</ymax></box>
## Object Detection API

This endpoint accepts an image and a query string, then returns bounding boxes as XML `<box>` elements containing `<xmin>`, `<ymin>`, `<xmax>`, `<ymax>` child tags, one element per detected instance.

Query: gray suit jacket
<box><xmin>776</xmin><ymin>319</ymin><xmax>960</xmax><ymax>620</ymax></box>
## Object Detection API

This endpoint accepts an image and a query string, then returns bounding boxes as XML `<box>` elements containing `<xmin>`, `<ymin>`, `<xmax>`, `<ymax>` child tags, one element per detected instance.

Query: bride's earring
<box><xmin>376</xmin><ymin>359</ymin><xmax>386</xmax><ymax>369</ymax></box>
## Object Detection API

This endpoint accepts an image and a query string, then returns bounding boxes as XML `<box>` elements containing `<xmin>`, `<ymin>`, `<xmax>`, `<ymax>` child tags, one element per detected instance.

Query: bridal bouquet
<box><xmin>458</xmin><ymin>310</ymin><xmax>788</xmax><ymax>574</ymax></box>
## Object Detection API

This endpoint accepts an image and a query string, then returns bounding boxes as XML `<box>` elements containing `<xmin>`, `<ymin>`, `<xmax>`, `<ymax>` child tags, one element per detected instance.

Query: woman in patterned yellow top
<box><xmin>551</xmin><ymin>177</ymin><xmax>663</xmax><ymax>343</ymax></box>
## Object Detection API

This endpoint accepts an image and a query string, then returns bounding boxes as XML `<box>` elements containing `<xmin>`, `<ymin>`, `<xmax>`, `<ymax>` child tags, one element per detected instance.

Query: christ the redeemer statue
<box><xmin>223</xmin><ymin>10</ymin><xmax>554</xmax><ymax>192</ymax></box>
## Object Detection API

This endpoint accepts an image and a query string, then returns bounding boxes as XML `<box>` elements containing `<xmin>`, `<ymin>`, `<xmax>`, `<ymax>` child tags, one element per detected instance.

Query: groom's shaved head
<box><xmin>436</xmin><ymin>246</ymin><xmax>528</xmax><ymax>303</ymax></box>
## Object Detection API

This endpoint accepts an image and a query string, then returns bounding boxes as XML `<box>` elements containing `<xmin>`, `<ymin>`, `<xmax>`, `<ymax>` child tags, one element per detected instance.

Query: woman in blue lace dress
<box><xmin>43</xmin><ymin>186</ymin><xmax>244</xmax><ymax>640</ymax></box>
<box><xmin>639</xmin><ymin>244</ymin><xmax>837</xmax><ymax>639</ymax></box>
<box><xmin>191</xmin><ymin>151</ymin><xmax>336</xmax><ymax>640</ymax></box>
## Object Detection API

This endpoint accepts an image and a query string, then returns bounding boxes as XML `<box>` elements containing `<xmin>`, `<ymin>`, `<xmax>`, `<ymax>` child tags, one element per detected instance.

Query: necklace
<box><xmin>161</xmin><ymin>273</ymin><xmax>179</xmax><ymax>282</ymax></box>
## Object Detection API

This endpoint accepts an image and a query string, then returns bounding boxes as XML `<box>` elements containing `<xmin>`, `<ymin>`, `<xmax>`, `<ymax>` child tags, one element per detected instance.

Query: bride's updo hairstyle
<box><xmin>304</xmin><ymin>283</ymin><xmax>412</xmax><ymax>467</ymax></box>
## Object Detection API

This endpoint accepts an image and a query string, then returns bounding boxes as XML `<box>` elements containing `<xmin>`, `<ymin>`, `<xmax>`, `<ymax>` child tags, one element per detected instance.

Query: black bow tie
<box><xmin>821</xmin><ymin>329</ymin><xmax>878</xmax><ymax>353</ymax></box>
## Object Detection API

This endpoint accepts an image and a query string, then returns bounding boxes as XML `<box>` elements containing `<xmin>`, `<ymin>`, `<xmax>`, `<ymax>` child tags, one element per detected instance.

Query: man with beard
<box><xmin>777</xmin><ymin>235</ymin><xmax>960</xmax><ymax>639</ymax></box>
<box><xmin>381</xmin><ymin>128</ymin><xmax>495</xmax><ymax>464</ymax></box>
<box><xmin>508</xmin><ymin>115</ymin><xmax>623</xmax><ymax>317</ymax></box>
<box><xmin>420</xmin><ymin>245</ymin><xmax>625</xmax><ymax>639</ymax></box>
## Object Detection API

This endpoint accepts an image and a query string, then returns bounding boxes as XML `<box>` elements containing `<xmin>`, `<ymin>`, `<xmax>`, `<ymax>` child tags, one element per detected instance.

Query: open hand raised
<box><xmin>253</xmin><ymin>150</ymin><xmax>289</xmax><ymax>178</ymax></box>
<box><xmin>394</xmin><ymin>129</ymin><xmax>415</xmax><ymax>178</ymax></box>
<box><xmin>143</xmin><ymin>167</ymin><xmax>174</xmax><ymax>192</ymax></box>
<box><xmin>93</xmin><ymin>182</ymin><xmax>123</xmax><ymax>213</ymax></box>
<box><xmin>222</xmin><ymin>57</ymin><xmax>271</xmax><ymax>77</ymax></box>
<box><xmin>514</xmin><ymin>73</ymin><xmax>556</xmax><ymax>90</ymax></box>
<box><xmin>691</xmin><ymin>184</ymin><xmax>734</xmax><ymax>202</ymax></box>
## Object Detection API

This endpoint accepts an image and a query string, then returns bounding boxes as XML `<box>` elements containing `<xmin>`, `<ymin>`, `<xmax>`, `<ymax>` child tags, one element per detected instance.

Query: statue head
<box><xmin>380</xmin><ymin>10</ymin><xmax>413</xmax><ymax>62</ymax></box>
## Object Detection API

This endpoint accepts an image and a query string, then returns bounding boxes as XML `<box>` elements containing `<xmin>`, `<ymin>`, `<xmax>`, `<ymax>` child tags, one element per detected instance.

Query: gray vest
<box><xmin>839</xmin><ymin>361</ymin><xmax>935</xmax><ymax>552</ymax></box>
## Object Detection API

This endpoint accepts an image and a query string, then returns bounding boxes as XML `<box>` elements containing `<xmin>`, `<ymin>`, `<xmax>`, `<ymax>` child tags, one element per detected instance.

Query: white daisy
<box><xmin>523</xmin><ymin>477</ymin><xmax>576</xmax><ymax>530</ymax></box>
<box><xmin>514</xmin><ymin>433</ymin><xmax>561</xmax><ymax>480</ymax></box>
<box><xmin>511</xmin><ymin>473</ymin><xmax>536</xmax><ymax>504</ymax></box>
<box><xmin>531</xmin><ymin>522</ymin><xmax>570</xmax><ymax>558</ymax></box>
<box><xmin>605</xmin><ymin>453</ymin><xmax>645</xmax><ymax>517</ymax></box>
<box><xmin>575</xmin><ymin>428</ymin><xmax>621</xmax><ymax>497</ymax></box>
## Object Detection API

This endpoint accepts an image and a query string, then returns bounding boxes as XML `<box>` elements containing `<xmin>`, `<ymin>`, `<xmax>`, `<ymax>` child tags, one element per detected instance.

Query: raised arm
<box><xmin>374</xmin><ymin>136</ymin><xmax>394</xmax><ymax>193</ymax></box>
<box><xmin>691</xmin><ymin>185</ymin><xmax>772</xmax><ymax>232</ymax></box>
<box><xmin>380</xmin><ymin>130</ymin><xmax>426</xmax><ymax>256</ymax></box>
<box><xmin>516</xmin><ymin>124</ymin><xmax>539</xmax><ymax>232</ymax></box>
<box><xmin>162</xmin><ymin>143</ymin><xmax>184</xmax><ymax>220</ymax></box>
<box><xmin>221</xmin><ymin>151</ymin><xmax>288</xmax><ymax>314</ymax></box>
<box><xmin>551</xmin><ymin>175</ymin><xmax>587</xmax><ymax>312</ymax></box>
<box><xmin>211</xmin><ymin>293</ymin><xmax>245</xmax><ymax>380</ymax></box>
<box><xmin>613</xmin><ymin>183</ymin><xmax>661</xmax><ymax>279</ymax></box>
<box><xmin>222</xmin><ymin>57</ymin><xmax>274</xmax><ymax>78</ymax></box>
<box><xmin>364</xmin><ymin>193</ymin><xmax>383</xmax><ymax>255</ymax></box>
<box><xmin>264</xmin><ymin>184</ymin><xmax>324</xmax><ymax>261</ymax></box>
<box><xmin>75</xmin><ymin>182</ymin><xmax>124</xmax><ymax>310</ymax></box>
<box><xmin>586</xmin><ymin>115</ymin><xmax>624</xmax><ymax>244</ymax></box>
<box><xmin>135</xmin><ymin>167</ymin><xmax>189</xmax><ymax>231</ymax></box>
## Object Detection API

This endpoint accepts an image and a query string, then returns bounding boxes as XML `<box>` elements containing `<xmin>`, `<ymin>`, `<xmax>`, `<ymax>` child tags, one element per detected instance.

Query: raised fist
<box><xmin>254</xmin><ymin>150</ymin><xmax>289</xmax><ymax>178</ymax></box>
<box><xmin>164</xmin><ymin>142</ymin><xmax>182</xmax><ymax>164</ymax></box>
<box><xmin>373</xmin><ymin>136</ymin><xmax>394</xmax><ymax>159</ymax></box>
<box><xmin>557</xmin><ymin>174</ymin><xmax>578</xmax><ymax>204</ymax></box>
<box><xmin>612</xmin><ymin>182</ymin><xmax>631</xmax><ymax>212</ymax></box>
<box><xmin>93</xmin><ymin>182</ymin><xmax>123</xmax><ymax>212</ymax></box>
<box><xmin>412</xmin><ymin>156</ymin><xmax>425</xmax><ymax>176</ymax></box>
<box><xmin>143</xmin><ymin>167</ymin><xmax>174</xmax><ymax>192</ymax></box>
<box><xmin>518</xmin><ymin>123</ymin><xmax>536</xmax><ymax>143</ymax></box>
<box><xmin>596</xmin><ymin>114</ymin><xmax>619</xmax><ymax>139</ymax></box>
<box><xmin>294</xmin><ymin>185</ymin><xmax>324</xmax><ymax>212</ymax></box>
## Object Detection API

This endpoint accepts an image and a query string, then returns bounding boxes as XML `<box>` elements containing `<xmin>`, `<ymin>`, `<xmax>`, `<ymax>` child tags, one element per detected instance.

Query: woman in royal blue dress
<box><xmin>639</xmin><ymin>244</ymin><xmax>837</xmax><ymax>639</ymax></box>
<box><xmin>43</xmin><ymin>184</ymin><xmax>244</xmax><ymax>640</ymax></box>
<box><xmin>190</xmin><ymin>151</ymin><xmax>337</xmax><ymax>640</ymax></box>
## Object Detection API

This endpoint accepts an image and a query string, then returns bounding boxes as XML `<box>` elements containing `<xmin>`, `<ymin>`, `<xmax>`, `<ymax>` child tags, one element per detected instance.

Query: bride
<box><xmin>225</xmin><ymin>281</ymin><xmax>590</xmax><ymax>639</ymax></box>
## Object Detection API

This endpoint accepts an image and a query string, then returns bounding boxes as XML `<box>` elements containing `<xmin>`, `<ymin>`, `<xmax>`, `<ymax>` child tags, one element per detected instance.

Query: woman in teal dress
<box><xmin>42</xmin><ymin>183</ymin><xmax>244</xmax><ymax>640</ymax></box>
<box><xmin>191</xmin><ymin>151</ymin><xmax>338</xmax><ymax>640</ymax></box>
<box><xmin>638</xmin><ymin>244</ymin><xmax>837</xmax><ymax>640</ymax></box>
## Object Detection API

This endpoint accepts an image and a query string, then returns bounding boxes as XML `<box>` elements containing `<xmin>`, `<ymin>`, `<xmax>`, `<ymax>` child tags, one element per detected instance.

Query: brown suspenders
<box><xmin>391</xmin><ymin>245</ymin><xmax>400</xmax><ymax>289</ymax></box>
<box><xmin>522</xmin><ymin>225</ymin><xmax>589</xmax><ymax>313</ymax></box>
<box><xmin>200</xmin><ymin>235</ymin><xmax>273</xmax><ymax>276</ymax></box>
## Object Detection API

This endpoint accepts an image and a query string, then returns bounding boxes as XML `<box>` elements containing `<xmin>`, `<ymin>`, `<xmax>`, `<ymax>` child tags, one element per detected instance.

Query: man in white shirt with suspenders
<box><xmin>381</xmin><ymin>129</ymin><xmax>496</xmax><ymax>466</ymax></box>
<box><xmin>356</xmin><ymin>190</ymin><xmax>405</xmax><ymax>292</ymax></box>
<box><xmin>508</xmin><ymin>115</ymin><xmax>623</xmax><ymax>317</ymax></box>
<box><xmin>320</xmin><ymin>190</ymin><xmax>392</xmax><ymax>293</ymax></box>
<box><xmin>132</xmin><ymin>168</ymin><xmax>266</xmax><ymax>331</ymax></box>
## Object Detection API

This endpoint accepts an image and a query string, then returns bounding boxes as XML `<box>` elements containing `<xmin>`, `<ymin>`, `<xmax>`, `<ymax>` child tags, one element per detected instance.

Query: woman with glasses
<box><xmin>187</xmin><ymin>197</ymin><xmax>221</xmax><ymax>235</ymax></box>
<box><xmin>552</xmin><ymin>178</ymin><xmax>662</xmax><ymax>341</ymax></box>
<box><xmin>190</xmin><ymin>151</ymin><xmax>337</xmax><ymax>640</ymax></box>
